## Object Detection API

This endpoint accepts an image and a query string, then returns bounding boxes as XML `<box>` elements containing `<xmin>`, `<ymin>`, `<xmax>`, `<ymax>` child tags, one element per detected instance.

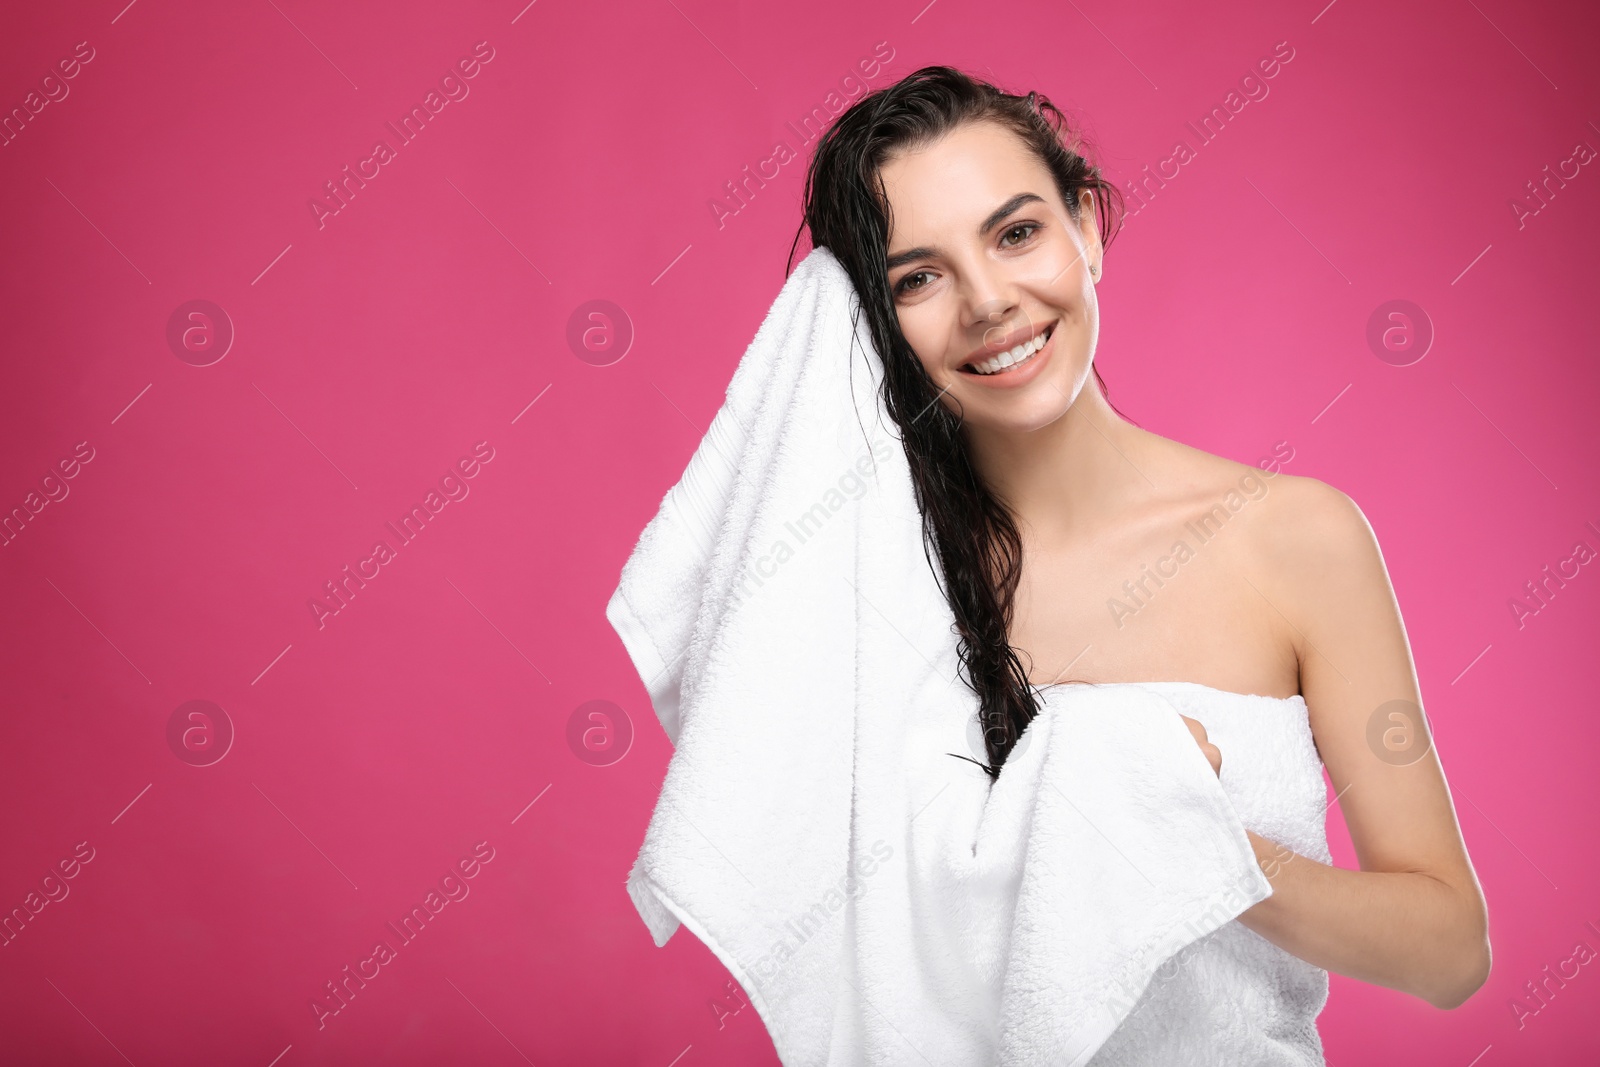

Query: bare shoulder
<box><xmin>1248</xmin><ymin>472</ymin><xmax>1383</xmax><ymax>569</ymax></box>
<box><xmin>1237</xmin><ymin>472</ymin><xmax>1402</xmax><ymax>651</ymax></box>
<box><xmin>1137</xmin><ymin>433</ymin><xmax>1385</xmax><ymax>577</ymax></box>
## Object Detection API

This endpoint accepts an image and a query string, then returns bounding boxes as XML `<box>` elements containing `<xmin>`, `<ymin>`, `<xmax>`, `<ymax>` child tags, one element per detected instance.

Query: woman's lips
<box><xmin>958</xmin><ymin>323</ymin><xmax>1055</xmax><ymax>388</ymax></box>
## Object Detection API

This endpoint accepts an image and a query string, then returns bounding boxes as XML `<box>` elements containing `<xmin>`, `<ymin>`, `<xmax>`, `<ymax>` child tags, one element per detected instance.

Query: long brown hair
<box><xmin>789</xmin><ymin>65</ymin><xmax>1127</xmax><ymax>780</ymax></box>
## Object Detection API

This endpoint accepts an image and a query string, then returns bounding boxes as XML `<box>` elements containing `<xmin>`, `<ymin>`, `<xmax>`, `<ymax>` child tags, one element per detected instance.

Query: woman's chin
<box><xmin>965</xmin><ymin>396</ymin><xmax>1079</xmax><ymax>436</ymax></box>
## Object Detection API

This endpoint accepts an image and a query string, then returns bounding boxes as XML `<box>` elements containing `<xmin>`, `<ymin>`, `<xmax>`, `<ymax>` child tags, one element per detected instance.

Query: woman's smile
<box><xmin>959</xmin><ymin>320</ymin><xmax>1056</xmax><ymax>386</ymax></box>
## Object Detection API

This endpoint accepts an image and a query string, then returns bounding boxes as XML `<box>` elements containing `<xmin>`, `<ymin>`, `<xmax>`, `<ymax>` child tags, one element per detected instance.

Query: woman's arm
<box><xmin>1232</xmin><ymin>476</ymin><xmax>1491</xmax><ymax>1009</ymax></box>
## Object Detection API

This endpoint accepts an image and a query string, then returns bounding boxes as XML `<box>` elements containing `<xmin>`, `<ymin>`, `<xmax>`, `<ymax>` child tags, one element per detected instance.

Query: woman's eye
<box><xmin>896</xmin><ymin>270</ymin><xmax>929</xmax><ymax>295</ymax></box>
<box><xmin>894</xmin><ymin>224</ymin><xmax>1037</xmax><ymax>296</ymax></box>
<box><xmin>1001</xmin><ymin>222</ymin><xmax>1039</xmax><ymax>247</ymax></box>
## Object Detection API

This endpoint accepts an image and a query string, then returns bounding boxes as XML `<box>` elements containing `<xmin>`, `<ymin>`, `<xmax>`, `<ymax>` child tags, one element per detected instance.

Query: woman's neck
<box><xmin>964</xmin><ymin>375</ymin><xmax>1154</xmax><ymax>548</ymax></box>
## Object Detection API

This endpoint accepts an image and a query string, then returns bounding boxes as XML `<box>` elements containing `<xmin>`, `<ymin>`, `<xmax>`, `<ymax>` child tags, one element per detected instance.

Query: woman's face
<box><xmin>878</xmin><ymin>119</ymin><xmax>1103</xmax><ymax>432</ymax></box>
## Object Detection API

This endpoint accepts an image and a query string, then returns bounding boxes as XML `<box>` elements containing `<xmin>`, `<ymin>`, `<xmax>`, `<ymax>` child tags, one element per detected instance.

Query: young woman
<box><xmin>789</xmin><ymin>64</ymin><xmax>1490</xmax><ymax>1048</ymax></box>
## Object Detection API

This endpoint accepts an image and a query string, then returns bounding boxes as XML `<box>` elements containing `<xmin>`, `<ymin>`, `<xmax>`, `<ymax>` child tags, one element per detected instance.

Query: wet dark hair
<box><xmin>788</xmin><ymin>65</ymin><xmax>1127</xmax><ymax>781</ymax></box>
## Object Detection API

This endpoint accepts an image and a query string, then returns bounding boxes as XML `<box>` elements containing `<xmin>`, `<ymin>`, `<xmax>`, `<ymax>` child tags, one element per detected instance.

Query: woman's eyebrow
<box><xmin>884</xmin><ymin>192</ymin><xmax>1048</xmax><ymax>271</ymax></box>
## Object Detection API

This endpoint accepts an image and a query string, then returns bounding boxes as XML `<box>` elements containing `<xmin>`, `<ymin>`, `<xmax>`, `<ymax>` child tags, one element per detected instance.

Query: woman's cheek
<box><xmin>899</xmin><ymin>321</ymin><xmax>947</xmax><ymax>380</ymax></box>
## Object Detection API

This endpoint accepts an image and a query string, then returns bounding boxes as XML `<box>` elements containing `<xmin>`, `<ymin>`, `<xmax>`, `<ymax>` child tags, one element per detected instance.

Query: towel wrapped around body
<box><xmin>606</xmin><ymin>245</ymin><xmax>1328</xmax><ymax>1065</ymax></box>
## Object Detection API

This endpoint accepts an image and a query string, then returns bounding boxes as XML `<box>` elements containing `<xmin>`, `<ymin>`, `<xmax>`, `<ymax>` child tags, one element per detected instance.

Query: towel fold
<box><xmin>606</xmin><ymin>245</ymin><xmax>1273</xmax><ymax>1065</ymax></box>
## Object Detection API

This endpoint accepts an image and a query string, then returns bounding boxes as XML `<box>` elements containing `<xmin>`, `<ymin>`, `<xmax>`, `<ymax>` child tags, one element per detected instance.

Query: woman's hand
<box><xmin>1181</xmin><ymin>714</ymin><xmax>1221</xmax><ymax>776</ymax></box>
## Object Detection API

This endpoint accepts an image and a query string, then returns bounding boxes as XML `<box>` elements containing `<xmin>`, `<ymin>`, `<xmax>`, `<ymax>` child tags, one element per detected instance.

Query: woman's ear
<box><xmin>1076</xmin><ymin>189</ymin><xmax>1104</xmax><ymax>281</ymax></box>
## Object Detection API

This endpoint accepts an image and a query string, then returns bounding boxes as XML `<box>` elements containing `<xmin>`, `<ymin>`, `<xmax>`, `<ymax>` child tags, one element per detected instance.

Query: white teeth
<box><xmin>968</xmin><ymin>328</ymin><xmax>1049</xmax><ymax>376</ymax></box>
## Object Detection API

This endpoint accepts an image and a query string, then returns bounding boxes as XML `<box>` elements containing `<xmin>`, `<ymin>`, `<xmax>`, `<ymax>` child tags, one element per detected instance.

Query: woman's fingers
<box><xmin>1181</xmin><ymin>714</ymin><xmax>1222</xmax><ymax>777</ymax></box>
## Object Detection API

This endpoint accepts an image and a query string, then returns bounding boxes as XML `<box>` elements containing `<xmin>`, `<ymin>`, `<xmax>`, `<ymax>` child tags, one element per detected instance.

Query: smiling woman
<box><xmin>788</xmin><ymin>64</ymin><xmax>1491</xmax><ymax>1061</ymax></box>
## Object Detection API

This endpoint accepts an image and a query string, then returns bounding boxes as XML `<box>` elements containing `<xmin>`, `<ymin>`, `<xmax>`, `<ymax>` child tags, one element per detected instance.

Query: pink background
<box><xmin>2</xmin><ymin>0</ymin><xmax>1596</xmax><ymax>1063</ymax></box>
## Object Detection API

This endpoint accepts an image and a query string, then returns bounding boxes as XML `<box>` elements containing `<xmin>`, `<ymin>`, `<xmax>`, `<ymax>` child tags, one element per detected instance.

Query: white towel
<box><xmin>605</xmin><ymin>245</ymin><xmax>1274</xmax><ymax>1065</ymax></box>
